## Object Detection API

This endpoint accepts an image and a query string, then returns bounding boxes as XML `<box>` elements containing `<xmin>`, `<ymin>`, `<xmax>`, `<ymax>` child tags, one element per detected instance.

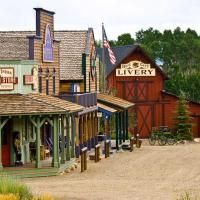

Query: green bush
<box><xmin>0</xmin><ymin>175</ymin><xmax>33</xmax><ymax>200</ymax></box>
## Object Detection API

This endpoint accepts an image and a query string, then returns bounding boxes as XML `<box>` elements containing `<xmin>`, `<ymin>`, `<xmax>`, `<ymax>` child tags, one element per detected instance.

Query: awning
<box><xmin>97</xmin><ymin>103</ymin><xmax>117</xmax><ymax>113</ymax></box>
<box><xmin>97</xmin><ymin>93</ymin><xmax>134</xmax><ymax>110</ymax></box>
<box><xmin>0</xmin><ymin>94</ymin><xmax>66</xmax><ymax>116</ymax></box>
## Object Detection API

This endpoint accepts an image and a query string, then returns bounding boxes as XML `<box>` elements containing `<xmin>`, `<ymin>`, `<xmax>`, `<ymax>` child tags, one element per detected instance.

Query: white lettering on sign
<box><xmin>0</xmin><ymin>68</ymin><xmax>14</xmax><ymax>90</ymax></box>
<box><xmin>116</xmin><ymin>61</ymin><xmax>156</xmax><ymax>76</ymax></box>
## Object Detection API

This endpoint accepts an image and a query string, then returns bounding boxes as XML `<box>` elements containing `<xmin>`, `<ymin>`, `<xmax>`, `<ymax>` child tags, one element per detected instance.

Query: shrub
<box><xmin>0</xmin><ymin>175</ymin><xmax>33</xmax><ymax>200</ymax></box>
<box><xmin>0</xmin><ymin>194</ymin><xmax>19</xmax><ymax>200</ymax></box>
<box><xmin>33</xmin><ymin>193</ymin><xmax>55</xmax><ymax>200</ymax></box>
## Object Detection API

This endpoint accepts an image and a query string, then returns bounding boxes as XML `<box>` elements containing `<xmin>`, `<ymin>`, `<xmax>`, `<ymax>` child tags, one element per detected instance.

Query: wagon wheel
<box><xmin>149</xmin><ymin>135</ymin><xmax>156</xmax><ymax>145</ymax></box>
<box><xmin>158</xmin><ymin>136</ymin><xmax>167</xmax><ymax>146</ymax></box>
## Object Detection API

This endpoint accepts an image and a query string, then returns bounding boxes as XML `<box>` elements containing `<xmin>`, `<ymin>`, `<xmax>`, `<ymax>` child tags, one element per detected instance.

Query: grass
<box><xmin>0</xmin><ymin>175</ymin><xmax>32</xmax><ymax>200</ymax></box>
<box><xmin>177</xmin><ymin>192</ymin><xmax>200</xmax><ymax>200</ymax></box>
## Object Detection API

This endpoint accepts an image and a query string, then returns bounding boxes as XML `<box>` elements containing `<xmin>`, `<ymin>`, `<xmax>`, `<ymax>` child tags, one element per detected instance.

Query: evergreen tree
<box><xmin>174</xmin><ymin>94</ymin><xmax>193</xmax><ymax>141</ymax></box>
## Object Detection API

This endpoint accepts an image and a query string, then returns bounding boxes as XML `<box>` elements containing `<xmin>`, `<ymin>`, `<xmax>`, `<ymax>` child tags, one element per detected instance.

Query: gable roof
<box><xmin>97</xmin><ymin>44</ymin><xmax>168</xmax><ymax>79</ymax></box>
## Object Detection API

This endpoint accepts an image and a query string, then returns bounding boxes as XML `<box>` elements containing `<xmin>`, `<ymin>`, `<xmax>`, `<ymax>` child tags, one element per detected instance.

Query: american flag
<box><xmin>103</xmin><ymin>25</ymin><xmax>116</xmax><ymax>65</ymax></box>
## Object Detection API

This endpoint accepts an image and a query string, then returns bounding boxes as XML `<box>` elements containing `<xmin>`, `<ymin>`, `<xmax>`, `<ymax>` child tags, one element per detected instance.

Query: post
<box><xmin>95</xmin><ymin>144</ymin><xmax>101</xmax><ymax>162</ymax></box>
<box><xmin>75</xmin><ymin>116</ymin><xmax>80</xmax><ymax>158</ymax></box>
<box><xmin>0</xmin><ymin>118</ymin><xmax>2</xmax><ymax>170</ymax></box>
<box><xmin>66</xmin><ymin>115</ymin><xmax>70</xmax><ymax>161</ymax></box>
<box><xmin>115</xmin><ymin>112</ymin><xmax>119</xmax><ymax>150</ymax></box>
<box><xmin>53</xmin><ymin>116</ymin><xmax>59</xmax><ymax>168</ymax></box>
<box><xmin>126</xmin><ymin>110</ymin><xmax>129</xmax><ymax>140</ymax></box>
<box><xmin>61</xmin><ymin>115</ymin><xmax>65</xmax><ymax>164</ymax></box>
<box><xmin>36</xmin><ymin>117</ymin><xmax>41</xmax><ymax>168</ymax></box>
<box><xmin>105</xmin><ymin>140</ymin><xmax>110</xmax><ymax>158</ymax></box>
<box><xmin>123</xmin><ymin>111</ymin><xmax>126</xmax><ymax>142</ymax></box>
<box><xmin>130</xmin><ymin>136</ymin><xmax>134</xmax><ymax>152</ymax></box>
<box><xmin>81</xmin><ymin>147</ymin><xmax>87</xmax><ymax>172</ymax></box>
<box><xmin>71</xmin><ymin>114</ymin><xmax>75</xmax><ymax>158</ymax></box>
<box><xmin>119</xmin><ymin>112</ymin><xmax>122</xmax><ymax>144</ymax></box>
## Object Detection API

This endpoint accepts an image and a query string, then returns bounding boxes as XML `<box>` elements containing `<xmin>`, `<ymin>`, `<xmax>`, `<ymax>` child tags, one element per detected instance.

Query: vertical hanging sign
<box><xmin>43</xmin><ymin>24</ymin><xmax>54</xmax><ymax>62</ymax></box>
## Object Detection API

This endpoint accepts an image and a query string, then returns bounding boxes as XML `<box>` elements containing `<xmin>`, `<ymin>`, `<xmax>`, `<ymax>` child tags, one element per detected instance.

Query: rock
<box><xmin>194</xmin><ymin>138</ymin><xmax>200</xmax><ymax>143</ymax></box>
<box><xmin>70</xmin><ymin>166</ymin><xmax>75</xmax><ymax>171</ymax></box>
<box><xmin>74</xmin><ymin>163</ymin><xmax>78</xmax><ymax>168</ymax></box>
<box><xmin>65</xmin><ymin>169</ymin><xmax>70</xmax><ymax>173</ymax></box>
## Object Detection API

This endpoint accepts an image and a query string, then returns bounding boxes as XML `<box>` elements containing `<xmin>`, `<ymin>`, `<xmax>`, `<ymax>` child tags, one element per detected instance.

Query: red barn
<box><xmin>98</xmin><ymin>45</ymin><xmax>200</xmax><ymax>138</ymax></box>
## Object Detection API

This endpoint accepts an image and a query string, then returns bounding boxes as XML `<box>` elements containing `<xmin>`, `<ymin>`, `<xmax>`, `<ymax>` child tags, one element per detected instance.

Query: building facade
<box><xmin>98</xmin><ymin>45</ymin><xmax>200</xmax><ymax>138</ymax></box>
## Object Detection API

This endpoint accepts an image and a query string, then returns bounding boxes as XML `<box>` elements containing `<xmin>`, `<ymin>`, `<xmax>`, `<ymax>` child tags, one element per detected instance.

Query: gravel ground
<box><xmin>22</xmin><ymin>142</ymin><xmax>200</xmax><ymax>200</ymax></box>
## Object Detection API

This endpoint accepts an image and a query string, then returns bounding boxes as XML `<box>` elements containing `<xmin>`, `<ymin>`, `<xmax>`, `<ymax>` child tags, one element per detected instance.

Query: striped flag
<box><xmin>102</xmin><ymin>25</ymin><xmax>116</xmax><ymax>65</ymax></box>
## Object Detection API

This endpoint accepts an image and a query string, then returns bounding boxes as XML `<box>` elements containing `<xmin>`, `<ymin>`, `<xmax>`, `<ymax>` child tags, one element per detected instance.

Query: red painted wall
<box><xmin>107</xmin><ymin>47</ymin><xmax>200</xmax><ymax>138</ymax></box>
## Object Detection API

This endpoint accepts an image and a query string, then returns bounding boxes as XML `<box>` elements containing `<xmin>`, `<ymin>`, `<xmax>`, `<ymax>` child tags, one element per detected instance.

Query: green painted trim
<box><xmin>61</xmin><ymin>115</ymin><xmax>65</xmax><ymax>164</ymax></box>
<box><xmin>0</xmin><ymin>119</ymin><xmax>2</xmax><ymax>170</ymax></box>
<box><xmin>123</xmin><ymin>111</ymin><xmax>126</xmax><ymax>142</ymax></box>
<box><xmin>52</xmin><ymin>117</ymin><xmax>59</xmax><ymax>168</ymax></box>
<box><xmin>0</xmin><ymin>60</ymin><xmax>37</xmax><ymax>65</ymax></box>
<box><xmin>66</xmin><ymin>114</ymin><xmax>70</xmax><ymax>161</ymax></box>
<box><xmin>115</xmin><ymin>113</ymin><xmax>119</xmax><ymax>150</ymax></box>
<box><xmin>126</xmin><ymin>110</ymin><xmax>129</xmax><ymax>140</ymax></box>
<box><xmin>119</xmin><ymin>112</ymin><xmax>122</xmax><ymax>144</ymax></box>
<box><xmin>36</xmin><ymin>117</ymin><xmax>41</xmax><ymax>168</ymax></box>
<box><xmin>71</xmin><ymin>114</ymin><xmax>75</xmax><ymax>158</ymax></box>
<box><xmin>82</xmin><ymin>53</ymin><xmax>86</xmax><ymax>93</ymax></box>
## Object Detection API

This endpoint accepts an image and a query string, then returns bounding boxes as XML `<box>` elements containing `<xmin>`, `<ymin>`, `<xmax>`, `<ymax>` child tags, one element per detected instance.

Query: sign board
<box><xmin>97</xmin><ymin>112</ymin><xmax>102</xmax><ymax>118</ymax></box>
<box><xmin>43</xmin><ymin>24</ymin><xmax>54</xmax><ymax>62</ymax></box>
<box><xmin>116</xmin><ymin>61</ymin><xmax>156</xmax><ymax>76</ymax></box>
<box><xmin>0</xmin><ymin>68</ymin><xmax>14</xmax><ymax>90</ymax></box>
<box><xmin>23</xmin><ymin>67</ymin><xmax>38</xmax><ymax>90</ymax></box>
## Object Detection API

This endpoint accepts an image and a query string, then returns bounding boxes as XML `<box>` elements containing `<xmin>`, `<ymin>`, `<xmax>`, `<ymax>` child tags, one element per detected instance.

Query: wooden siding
<box><xmin>107</xmin><ymin>47</ymin><xmax>200</xmax><ymax>138</ymax></box>
<box><xmin>33</xmin><ymin>10</ymin><xmax>60</xmax><ymax>96</ymax></box>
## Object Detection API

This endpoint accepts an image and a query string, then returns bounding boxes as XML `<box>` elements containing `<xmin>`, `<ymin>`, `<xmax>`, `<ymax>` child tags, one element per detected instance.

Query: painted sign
<box><xmin>116</xmin><ymin>61</ymin><xmax>156</xmax><ymax>76</ymax></box>
<box><xmin>43</xmin><ymin>24</ymin><xmax>53</xmax><ymax>62</ymax></box>
<box><xmin>24</xmin><ymin>67</ymin><xmax>38</xmax><ymax>90</ymax></box>
<box><xmin>0</xmin><ymin>68</ymin><xmax>14</xmax><ymax>90</ymax></box>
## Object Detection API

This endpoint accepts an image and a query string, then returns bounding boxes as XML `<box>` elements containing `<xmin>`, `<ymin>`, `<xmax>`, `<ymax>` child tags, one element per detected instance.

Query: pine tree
<box><xmin>174</xmin><ymin>94</ymin><xmax>193</xmax><ymax>140</ymax></box>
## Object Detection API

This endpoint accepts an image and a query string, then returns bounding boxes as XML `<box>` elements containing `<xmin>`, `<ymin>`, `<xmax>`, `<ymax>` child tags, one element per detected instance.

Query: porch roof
<box><xmin>0</xmin><ymin>94</ymin><xmax>66</xmax><ymax>116</ymax></box>
<box><xmin>97</xmin><ymin>93</ymin><xmax>134</xmax><ymax>110</ymax></box>
<box><xmin>26</xmin><ymin>93</ymin><xmax>84</xmax><ymax>113</ymax></box>
<box><xmin>97</xmin><ymin>103</ymin><xmax>117</xmax><ymax>113</ymax></box>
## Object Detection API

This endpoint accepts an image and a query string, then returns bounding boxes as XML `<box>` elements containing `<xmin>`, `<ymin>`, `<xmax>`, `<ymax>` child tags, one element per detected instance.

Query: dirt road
<box><xmin>23</xmin><ymin>143</ymin><xmax>200</xmax><ymax>200</ymax></box>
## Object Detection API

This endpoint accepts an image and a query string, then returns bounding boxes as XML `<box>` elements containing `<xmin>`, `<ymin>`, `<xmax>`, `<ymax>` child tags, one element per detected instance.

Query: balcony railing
<box><xmin>59</xmin><ymin>92</ymin><xmax>97</xmax><ymax>107</ymax></box>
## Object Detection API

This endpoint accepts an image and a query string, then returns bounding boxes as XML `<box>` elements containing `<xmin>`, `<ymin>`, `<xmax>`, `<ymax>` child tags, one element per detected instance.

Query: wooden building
<box><xmin>0</xmin><ymin>8</ymin><xmax>60</xmax><ymax>96</ymax></box>
<box><xmin>97</xmin><ymin>45</ymin><xmax>200</xmax><ymax>138</ymax></box>
<box><xmin>54</xmin><ymin>29</ymin><xmax>99</xmax><ymax>157</ymax></box>
<box><xmin>0</xmin><ymin>8</ymin><xmax>84</xmax><ymax>177</ymax></box>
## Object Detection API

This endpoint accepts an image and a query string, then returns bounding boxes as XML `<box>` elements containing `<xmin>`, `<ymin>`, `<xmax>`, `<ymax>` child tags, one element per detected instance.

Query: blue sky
<box><xmin>0</xmin><ymin>0</ymin><xmax>200</xmax><ymax>40</ymax></box>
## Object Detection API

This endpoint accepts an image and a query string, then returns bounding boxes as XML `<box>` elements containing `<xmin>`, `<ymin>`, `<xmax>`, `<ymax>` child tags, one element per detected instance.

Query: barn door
<box><xmin>136</xmin><ymin>105</ymin><xmax>153</xmax><ymax>138</ymax></box>
<box><xmin>124</xmin><ymin>81</ymin><xmax>149</xmax><ymax>102</ymax></box>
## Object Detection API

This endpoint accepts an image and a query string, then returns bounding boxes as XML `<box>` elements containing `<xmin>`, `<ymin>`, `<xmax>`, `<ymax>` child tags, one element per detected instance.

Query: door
<box><xmin>2</xmin><ymin>120</ymin><xmax>11</xmax><ymax>166</ymax></box>
<box><xmin>136</xmin><ymin>105</ymin><xmax>153</xmax><ymax>138</ymax></box>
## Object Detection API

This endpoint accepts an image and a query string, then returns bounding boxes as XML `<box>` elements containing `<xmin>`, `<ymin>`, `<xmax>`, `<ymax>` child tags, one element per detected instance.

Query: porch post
<box><xmin>0</xmin><ymin>118</ymin><xmax>2</xmax><ymax>170</ymax></box>
<box><xmin>119</xmin><ymin>112</ymin><xmax>122</xmax><ymax>144</ymax></box>
<box><xmin>123</xmin><ymin>111</ymin><xmax>126</xmax><ymax>142</ymax></box>
<box><xmin>126</xmin><ymin>110</ymin><xmax>129</xmax><ymax>140</ymax></box>
<box><xmin>71</xmin><ymin>114</ymin><xmax>75</xmax><ymax>158</ymax></box>
<box><xmin>36</xmin><ymin>117</ymin><xmax>41</xmax><ymax>168</ymax></box>
<box><xmin>61</xmin><ymin>115</ymin><xmax>65</xmax><ymax>164</ymax></box>
<box><xmin>52</xmin><ymin>116</ymin><xmax>59</xmax><ymax>168</ymax></box>
<box><xmin>66</xmin><ymin>114</ymin><xmax>70</xmax><ymax>161</ymax></box>
<box><xmin>75</xmin><ymin>116</ymin><xmax>80</xmax><ymax>158</ymax></box>
<box><xmin>91</xmin><ymin>112</ymin><xmax>95</xmax><ymax>148</ymax></box>
<box><xmin>115</xmin><ymin>112</ymin><xmax>119</xmax><ymax>150</ymax></box>
<box><xmin>87</xmin><ymin>114</ymin><xmax>91</xmax><ymax>150</ymax></box>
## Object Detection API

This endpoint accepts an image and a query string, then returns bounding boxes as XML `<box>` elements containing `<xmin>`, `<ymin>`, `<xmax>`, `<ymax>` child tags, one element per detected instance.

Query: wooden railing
<box><xmin>59</xmin><ymin>92</ymin><xmax>97</xmax><ymax>107</ymax></box>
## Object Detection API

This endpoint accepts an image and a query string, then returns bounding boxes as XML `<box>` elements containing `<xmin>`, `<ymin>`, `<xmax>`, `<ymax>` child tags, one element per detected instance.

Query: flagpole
<box><xmin>102</xmin><ymin>23</ymin><xmax>106</xmax><ymax>93</ymax></box>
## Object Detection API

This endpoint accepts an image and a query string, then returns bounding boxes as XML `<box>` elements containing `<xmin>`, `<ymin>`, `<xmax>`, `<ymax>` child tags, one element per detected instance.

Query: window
<box><xmin>71</xmin><ymin>83</ymin><xmax>80</xmax><ymax>93</ymax></box>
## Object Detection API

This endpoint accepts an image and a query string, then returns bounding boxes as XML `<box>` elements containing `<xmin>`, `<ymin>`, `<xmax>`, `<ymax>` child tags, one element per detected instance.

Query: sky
<box><xmin>0</xmin><ymin>0</ymin><xmax>200</xmax><ymax>40</ymax></box>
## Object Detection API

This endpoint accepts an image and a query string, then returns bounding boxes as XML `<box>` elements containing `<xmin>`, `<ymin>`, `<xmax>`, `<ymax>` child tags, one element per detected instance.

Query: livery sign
<box><xmin>116</xmin><ymin>61</ymin><xmax>156</xmax><ymax>76</ymax></box>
